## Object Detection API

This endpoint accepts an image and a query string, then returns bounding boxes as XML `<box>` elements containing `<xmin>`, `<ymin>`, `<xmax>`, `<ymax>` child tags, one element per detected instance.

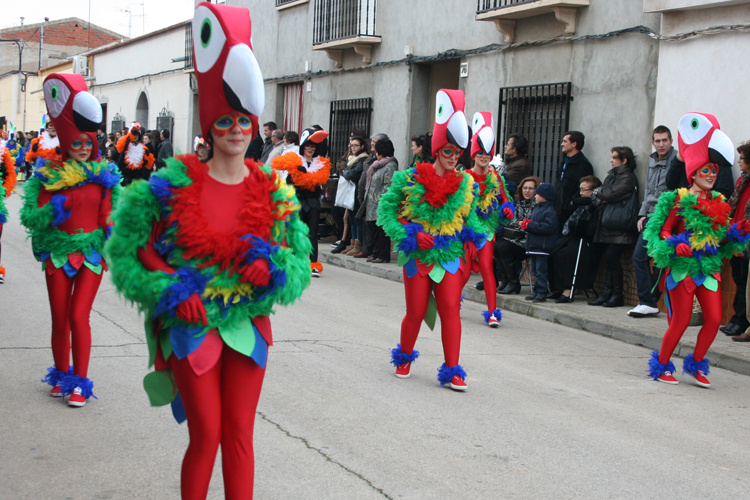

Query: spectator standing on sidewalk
<box><xmin>358</xmin><ymin>138</ymin><xmax>398</xmax><ymax>263</ymax></box>
<box><xmin>503</xmin><ymin>134</ymin><xmax>531</xmax><ymax>186</ymax></box>
<box><xmin>724</xmin><ymin>140</ymin><xmax>750</xmax><ymax>337</ymax></box>
<box><xmin>521</xmin><ymin>183</ymin><xmax>559</xmax><ymax>302</ymax></box>
<box><xmin>628</xmin><ymin>126</ymin><xmax>677</xmax><ymax>318</ymax></box>
<box><xmin>259</xmin><ymin>121</ymin><xmax>277</xmax><ymax>164</ymax></box>
<box><xmin>555</xmin><ymin>131</ymin><xmax>593</xmax><ymax>226</ymax></box>
<box><xmin>264</xmin><ymin>129</ymin><xmax>286</xmax><ymax>164</ymax></box>
<box><xmin>410</xmin><ymin>134</ymin><xmax>433</xmax><ymax>168</ymax></box>
<box><xmin>357</xmin><ymin>133</ymin><xmax>389</xmax><ymax>258</ymax></box>
<box><xmin>155</xmin><ymin>129</ymin><xmax>173</xmax><ymax>169</ymax></box>
<box><xmin>337</xmin><ymin>136</ymin><xmax>369</xmax><ymax>255</ymax></box>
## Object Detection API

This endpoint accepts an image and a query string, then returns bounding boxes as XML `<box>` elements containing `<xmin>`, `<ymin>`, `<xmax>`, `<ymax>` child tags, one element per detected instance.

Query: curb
<box><xmin>320</xmin><ymin>249</ymin><xmax>750</xmax><ymax>378</ymax></box>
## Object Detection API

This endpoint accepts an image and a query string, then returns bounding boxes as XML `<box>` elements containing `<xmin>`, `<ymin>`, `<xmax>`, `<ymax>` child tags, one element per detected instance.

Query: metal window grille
<box><xmin>313</xmin><ymin>0</ymin><xmax>377</xmax><ymax>45</ymax></box>
<box><xmin>156</xmin><ymin>108</ymin><xmax>174</xmax><ymax>139</ymax></box>
<box><xmin>328</xmin><ymin>98</ymin><xmax>372</xmax><ymax>161</ymax></box>
<box><xmin>111</xmin><ymin>113</ymin><xmax>125</xmax><ymax>135</ymax></box>
<box><xmin>497</xmin><ymin>82</ymin><xmax>572</xmax><ymax>184</ymax></box>
<box><xmin>276</xmin><ymin>0</ymin><xmax>300</xmax><ymax>5</ymax></box>
<box><xmin>477</xmin><ymin>0</ymin><xmax>533</xmax><ymax>13</ymax></box>
<box><xmin>184</xmin><ymin>21</ymin><xmax>193</xmax><ymax>70</ymax></box>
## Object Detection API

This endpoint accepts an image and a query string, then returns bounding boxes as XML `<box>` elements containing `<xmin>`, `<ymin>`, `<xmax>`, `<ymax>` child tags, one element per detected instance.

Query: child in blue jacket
<box><xmin>520</xmin><ymin>183</ymin><xmax>559</xmax><ymax>302</ymax></box>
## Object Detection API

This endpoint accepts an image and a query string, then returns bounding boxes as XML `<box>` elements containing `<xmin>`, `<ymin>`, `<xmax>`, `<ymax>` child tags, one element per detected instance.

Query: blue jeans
<box><xmin>348</xmin><ymin>209</ymin><xmax>364</xmax><ymax>241</ymax></box>
<box><xmin>530</xmin><ymin>254</ymin><xmax>549</xmax><ymax>297</ymax></box>
<box><xmin>632</xmin><ymin>225</ymin><xmax>659</xmax><ymax>307</ymax></box>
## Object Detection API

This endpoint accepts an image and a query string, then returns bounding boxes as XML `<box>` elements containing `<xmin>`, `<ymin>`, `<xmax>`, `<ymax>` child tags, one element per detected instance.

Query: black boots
<box><xmin>588</xmin><ymin>272</ymin><xmax>611</xmax><ymax>306</ymax></box>
<box><xmin>499</xmin><ymin>280</ymin><xmax>521</xmax><ymax>294</ymax></box>
<box><xmin>603</xmin><ymin>284</ymin><xmax>624</xmax><ymax>307</ymax></box>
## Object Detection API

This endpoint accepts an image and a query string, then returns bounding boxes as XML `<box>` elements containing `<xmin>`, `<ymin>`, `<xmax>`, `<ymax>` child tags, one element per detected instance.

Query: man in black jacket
<box><xmin>155</xmin><ymin>129</ymin><xmax>173</xmax><ymax>169</ymax></box>
<box><xmin>555</xmin><ymin>131</ymin><xmax>593</xmax><ymax>226</ymax></box>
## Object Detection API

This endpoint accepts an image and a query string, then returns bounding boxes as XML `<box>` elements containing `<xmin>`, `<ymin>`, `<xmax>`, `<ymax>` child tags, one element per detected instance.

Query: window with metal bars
<box><xmin>313</xmin><ymin>0</ymin><xmax>377</xmax><ymax>45</ymax></box>
<box><xmin>497</xmin><ymin>82</ymin><xmax>572</xmax><ymax>184</ymax></box>
<box><xmin>477</xmin><ymin>0</ymin><xmax>533</xmax><ymax>13</ymax></box>
<box><xmin>184</xmin><ymin>21</ymin><xmax>193</xmax><ymax>70</ymax></box>
<box><xmin>328</xmin><ymin>98</ymin><xmax>372</xmax><ymax>161</ymax></box>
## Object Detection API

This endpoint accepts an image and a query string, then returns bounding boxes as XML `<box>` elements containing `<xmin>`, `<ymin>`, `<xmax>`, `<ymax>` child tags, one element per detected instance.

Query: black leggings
<box><xmin>600</xmin><ymin>243</ymin><xmax>626</xmax><ymax>289</ymax></box>
<box><xmin>494</xmin><ymin>238</ymin><xmax>526</xmax><ymax>279</ymax></box>
<box><xmin>301</xmin><ymin>207</ymin><xmax>320</xmax><ymax>262</ymax></box>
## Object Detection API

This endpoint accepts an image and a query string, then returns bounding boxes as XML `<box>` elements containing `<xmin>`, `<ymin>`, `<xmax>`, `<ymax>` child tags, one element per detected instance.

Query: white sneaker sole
<box><xmin>68</xmin><ymin>399</ymin><xmax>86</xmax><ymax>407</ymax></box>
<box><xmin>657</xmin><ymin>377</ymin><xmax>679</xmax><ymax>385</ymax></box>
<box><xmin>50</xmin><ymin>391</ymin><xmax>63</xmax><ymax>398</ymax></box>
<box><xmin>488</xmin><ymin>322</ymin><xmax>500</xmax><ymax>328</ymax></box>
<box><xmin>449</xmin><ymin>383</ymin><xmax>467</xmax><ymax>391</ymax></box>
<box><xmin>395</xmin><ymin>372</ymin><xmax>410</xmax><ymax>379</ymax></box>
<box><xmin>692</xmin><ymin>378</ymin><xmax>711</xmax><ymax>388</ymax></box>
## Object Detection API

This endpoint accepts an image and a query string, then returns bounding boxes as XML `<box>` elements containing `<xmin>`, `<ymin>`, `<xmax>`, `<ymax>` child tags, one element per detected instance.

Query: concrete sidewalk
<box><xmin>319</xmin><ymin>248</ymin><xmax>750</xmax><ymax>377</ymax></box>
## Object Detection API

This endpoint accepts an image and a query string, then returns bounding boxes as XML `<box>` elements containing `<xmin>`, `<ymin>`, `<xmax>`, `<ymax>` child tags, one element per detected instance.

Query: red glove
<box><xmin>176</xmin><ymin>294</ymin><xmax>208</xmax><ymax>326</ymax></box>
<box><xmin>503</xmin><ymin>207</ymin><xmax>513</xmax><ymax>220</ymax></box>
<box><xmin>416</xmin><ymin>231</ymin><xmax>435</xmax><ymax>251</ymax></box>
<box><xmin>464</xmin><ymin>242</ymin><xmax>477</xmax><ymax>263</ymax></box>
<box><xmin>520</xmin><ymin>218</ymin><xmax>531</xmax><ymax>230</ymax></box>
<box><xmin>675</xmin><ymin>242</ymin><xmax>692</xmax><ymax>257</ymax></box>
<box><xmin>240</xmin><ymin>259</ymin><xmax>271</xmax><ymax>287</ymax></box>
<box><xmin>737</xmin><ymin>219</ymin><xmax>750</xmax><ymax>236</ymax></box>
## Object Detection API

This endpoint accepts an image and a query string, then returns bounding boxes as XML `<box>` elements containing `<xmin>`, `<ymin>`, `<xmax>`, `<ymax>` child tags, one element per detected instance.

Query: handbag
<box><xmin>502</xmin><ymin>227</ymin><xmax>525</xmax><ymax>240</ymax></box>
<box><xmin>600</xmin><ymin>171</ymin><xmax>639</xmax><ymax>232</ymax></box>
<box><xmin>334</xmin><ymin>176</ymin><xmax>356</xmax><ymax>210</ymax></box>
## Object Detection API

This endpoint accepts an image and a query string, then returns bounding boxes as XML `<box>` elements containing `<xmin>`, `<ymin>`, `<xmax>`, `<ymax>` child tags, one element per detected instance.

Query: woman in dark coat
<box><xmin>549</xmin><ymin>175</ymin><xmax>602</xmax><ymax>302</ymax></box>
<box><xmin>337</xmin><ymin>136</ymin><xmax>370</xmax><ymax>255</ymax></box>
<box><xmin>357</xmin><ymin>138</ymin><xmax>398</xmax><ymax>262</ymax></box>
<box><xmin>496</xmin><ymin>176</ymin><xmax>539</xmax><ymax>294</ymax></box>
<box><xmin>588</xmin><ymin>146</ymin><xmax>639</xmax><ymax>307</ymax></box>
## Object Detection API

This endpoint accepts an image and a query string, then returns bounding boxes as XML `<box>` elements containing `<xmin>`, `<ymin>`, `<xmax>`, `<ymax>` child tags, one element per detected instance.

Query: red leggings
<box><xmin>659</xmin><ymin>283</ymin><xmax>722</xmax><ymax>364</ymax></box>
<box><xmin>170</xmin><ymin>345</ymin><xmax>266</xmax><ymax>500</ymax></box>
<box><xmin>400</xmin><ymin>261</ymin><xmax>469</xmax><ymax>367</ymax></box>
<box><xmin>476</xmin><ymin>238</ymin><xmax>496</xmax><ymax>312</ymax></box>
<box><xmin>45</xmin><ymin>266</ymin><xmax>103</xmax><ymax>378</ymax></box>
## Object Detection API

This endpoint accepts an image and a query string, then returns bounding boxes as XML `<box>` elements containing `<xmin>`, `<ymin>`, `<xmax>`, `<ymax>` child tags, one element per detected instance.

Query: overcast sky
<box><xmin>2</xmin><ymin>0</ymin><xmax>197</xmax><ymax>39</ymax></box>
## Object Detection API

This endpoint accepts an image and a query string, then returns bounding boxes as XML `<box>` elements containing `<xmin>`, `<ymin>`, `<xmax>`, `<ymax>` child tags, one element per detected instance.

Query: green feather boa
<box><xmin>106</xmin><ymin>156</ymin><xmax>312</xmax><ymax>363</ymax></box>
<box><xmin>644</xmin><ymin>189</ymin><xmax>743</xmax><ymax>278</ymax></box>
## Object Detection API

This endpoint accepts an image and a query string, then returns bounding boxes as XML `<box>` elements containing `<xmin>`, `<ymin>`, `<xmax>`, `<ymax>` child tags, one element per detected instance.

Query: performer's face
<box><xmin>68</xmin><ymin>133</ymin><xmax>93</xmax><ymax>162</ymax></box>
<box><xmin>691</xmin><ymin>163</ymin><xmax>718</xmax><ymax>191</ymax></box>
<box><xmin>47</xmin><ymin>124</ymin><xmax>57</xmax><ymax>137</ymax></box>
<box><xmin>473</xmin><ymin>150</ymin><xmax>491</xmax><ymax>170</ymax></box>
<box><xmin>210</xmin><ymin>112</ymin><xmax>253</xmax><ymax>157</ymax></box>
<box><xmin>436</xmin><ymin>144</ymin><xmax>461</xmax><ymax>171</ymax></box>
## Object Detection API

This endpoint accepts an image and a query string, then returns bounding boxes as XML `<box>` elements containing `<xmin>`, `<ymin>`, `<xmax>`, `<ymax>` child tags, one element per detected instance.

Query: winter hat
<box><xmin>535</xmin><ymin>183</ymin><xmax>555</xmax><ymax>201</ymax></box>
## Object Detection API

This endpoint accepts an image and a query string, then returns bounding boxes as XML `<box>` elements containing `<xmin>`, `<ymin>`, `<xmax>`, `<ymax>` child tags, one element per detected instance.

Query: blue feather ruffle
<box><xmin>682</xmin><ymin>353</ymin><xmax>710</xmax><ymax>377</ymax></box>
<box><xmin>61</xmin><ymin>373</ymin><xmax>97</xmax><ymax>399</ymax></box>
<box><xmin>50</xmin><ymin>194</ymin><xmax>72</xmax><ymax>227</ymax></box>
<box><xmin>482</xmin><ymin>308</ymin><xmax>502</xmax><ymax>324</ymax></box>
<box><xmin>390</xmin><ymin>344</ymin><xmax>420</xmax><ymax>367</ymax></box>
<box><xmin>647</xmin><ymin>350</ymin><xmax>676</xmax><ymax>380</ymax></box>
<box><xmin>437</xmin><ymin>363</ymin><xmax>467</xmax><ymax>385</ymax></box>
<box><xmin>42</xmin><ymin>366</ymin><xmax>73</xmax><ymax>387</ymax></box>
<box><xmin>154</xmin><ymin>267</ymin><xmax>210</xmax><ymax>319</ymax></box>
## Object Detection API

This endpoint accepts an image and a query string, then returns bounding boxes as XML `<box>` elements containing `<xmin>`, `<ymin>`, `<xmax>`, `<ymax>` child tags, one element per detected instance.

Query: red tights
<box><xmin>45</xmin><ymin>266</ymin><xmax>103</xmax><ymax>378</ymax></box>
<box><xmin>170</xmin><ymin>345</ymin><xmax>266</xmax><ymax>500</ymax></box>
<box><xmin>476</xmin><ymin>238</ymin><xmax>496</xmax><ymax>312</ymax></box>
<box><xmin>659</xmin><ymin>283</ymin><xmax>722</xmax><ymax>364</ymax></box>
<box><xmin>400</xmin><ymin>261</ymin><xmax>469</xmax><ymax>366</ymax></box>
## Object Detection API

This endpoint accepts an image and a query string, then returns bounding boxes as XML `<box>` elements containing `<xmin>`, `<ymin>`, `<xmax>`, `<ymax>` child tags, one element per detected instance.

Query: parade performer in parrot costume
<box><xmin>106</xmin><ymin>3</ymin><xmax>312</xmax><ymax>498</ymax></box>
<box><xmin>116</xmin><ymin>121</ymin><xmax>156</xmax><ymax>185</ymax></box>
<box><xmin>378</xmin><ymin>89</ymin><xmax>487</xmax><ymax>391</ymax></box>
<box><xmin>0</xmin><ymin>137</ymin><xmax>18</xmax><ymax>283</ymax></box>
<box><xmin>466</xmin><ymin>111</ymin><xmax>514</xmax><ymax>327</ymax></box>
<box><xmin>645</xmin><ymin>112</ymin><xmax>750</xmax><ymax>388</ymax></box>
<box><xmin>20</xmin><ymin>73</ymin><xmax>120</xmax><ymax>406</ymax></box>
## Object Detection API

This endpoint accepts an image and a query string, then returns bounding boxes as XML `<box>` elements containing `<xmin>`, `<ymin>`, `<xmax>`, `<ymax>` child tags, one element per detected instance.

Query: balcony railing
<box><xmin>313</xmin><ymin>0</ymin><xmax>377</xmax><ymax>46</ymax></box>
<box><xmin>477</xmin><ymin>0</ymin><xmax>534</xmax><ymax>13</ymax></box>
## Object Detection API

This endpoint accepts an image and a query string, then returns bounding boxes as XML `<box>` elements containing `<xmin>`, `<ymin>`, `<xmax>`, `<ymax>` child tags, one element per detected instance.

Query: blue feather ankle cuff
<box><xmin>437</xmin><ymin>363</ymin><xmax>467</xmax><ymax>385</ymax></box>
<box><xmin>61</xmin><ymin>374</ymin><xmax>97</xmax><ymax>399</ymax></box>
<box><xmin>390</xmin><ymin>344</ymin><xmax>420</xmax><ymax>367</ymax></box>
<box><xmin>648</xmin><ymin>350</ymin><xmax>676</xmax><ymax>380</ymax></box>
<box><xmin>683</xmin><ymin>353</ymin><xmax>710</xmax><ymax>377</ymax></box>
<box><xmin>42</xmin><ymin>366</ymin><xmax>73</xmax><ymax>387</ymax></box>
<box><xmin>482</xmin><ymin>309</ymin><xmax>502</xmax><ymax>324</ymax></box>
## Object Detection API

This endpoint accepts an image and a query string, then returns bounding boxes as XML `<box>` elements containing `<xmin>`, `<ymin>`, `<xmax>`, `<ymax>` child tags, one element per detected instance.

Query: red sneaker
<box><xmin>449</xmin><ymin>375</ymin><xmax>467</xmax><ymax>391</ymax></box>
<box><xmin>692</xmin><ymin>370</ymin><xmax>711</xmax><ymax>388</ymax></box>
<box><xmin>50</xmin><ymin>384</ymin><xmax>64</xmax><ymax>397</ymax></box>
<box><xmin>68</xmin><ymin>387</ymin><xmax>86</xmax><ymax>407</ymax></box>
<box><xmin>657</xmin><ymin>371</ymin><xmax>678</xmax><ymax>385</ymax></box>
<box><xmin>488</xmin><ymin>314</ymin><xmax>500</xmax><ymax>328</ymax></box>
<box><xmin>395</xmin><ymin>363</ymin><xmax>411</xmax><ymax>379</ymax></box>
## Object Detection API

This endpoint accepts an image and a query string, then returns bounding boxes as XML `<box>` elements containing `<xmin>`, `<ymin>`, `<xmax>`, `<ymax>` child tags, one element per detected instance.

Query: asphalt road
<box><xmin>1</xmin><ymin>192</ymin><xmax>750</xmax><ymax>500</ymax></box>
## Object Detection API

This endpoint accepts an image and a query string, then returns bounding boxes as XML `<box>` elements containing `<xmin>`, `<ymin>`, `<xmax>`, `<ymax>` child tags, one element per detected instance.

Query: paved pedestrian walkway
<box><xmin>320</xmin><ymin>249</ymin><xmax>750</xmax><ymax>377</ymax></box>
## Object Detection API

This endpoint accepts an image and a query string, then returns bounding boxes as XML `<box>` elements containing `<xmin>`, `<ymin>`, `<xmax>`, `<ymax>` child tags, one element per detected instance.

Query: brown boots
<box><xmin>342</xmin><ymin>240</ymin><xmax>361</xmax><ymax>256</ymax></box>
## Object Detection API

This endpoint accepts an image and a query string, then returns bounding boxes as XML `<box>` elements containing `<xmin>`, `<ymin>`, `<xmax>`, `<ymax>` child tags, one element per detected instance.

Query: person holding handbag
<box><xmin>588</xmin><ymin>146</ymin><xmax>639</xmax><ymax>307</ymax></box>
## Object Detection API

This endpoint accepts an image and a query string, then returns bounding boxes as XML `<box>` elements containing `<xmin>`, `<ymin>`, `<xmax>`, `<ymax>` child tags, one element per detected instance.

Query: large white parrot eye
<box><xmin>435</xmin><ymin>91</ymin><xmax>454</xmax><ymax>125</ymax></box>
<box><xmin>43</xmin><ymin>79</ymin><xmax>71</xmax><ymax>118</ymax></box>
<box><xmin>472</xmin><ymin>112</ymin><xmax>485</xmax><ymax>131</ymax></box>
<box><xmin>679</xmin><ymin>113</ymin><xmax>714</xmax><ymax>145</ymax></box>
<box><xmin>193</xmin><ymin>6</ymin><xmax>227</xmax><ymax>73</ymax></box>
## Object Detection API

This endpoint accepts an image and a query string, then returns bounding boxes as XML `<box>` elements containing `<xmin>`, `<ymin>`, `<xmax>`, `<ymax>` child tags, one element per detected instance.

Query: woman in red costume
<box><xmin>107</xmin><ymin>4</ymin><xmax>312</xmax><ymax>499</ymax></box>
<box><xmin>20</xmin><ymin>73</ymin><xmax>119</xmax><ymax>407</ymax></box>
<box><xmin>378</xmin><ymin>89</ymin><xmax>486</xmax><ymax>391</ymax></box>
<box><xmin>466</xmin><ymin>112</ymin><xmax>514</xmax><ymax>327</ymax></box>
<box><xmin>0</xmin><ymin>141</ymin><xmax>18</xmax><ymax>283</ymax></box>
<box><xmin>645</xmin><ymin>112</ymin><xmax>750</xmax><ymax>388</ymax></box>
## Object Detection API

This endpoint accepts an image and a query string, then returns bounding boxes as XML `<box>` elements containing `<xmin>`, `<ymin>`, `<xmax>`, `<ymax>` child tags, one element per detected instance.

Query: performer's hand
<box><xmin>675</xmin><ymin>242</ymin><xmax>692</xmax><ymax>257</ymax></box>
<box><xmin>416</xmin><ymin>231</ymin><xmax>435</xmax><ymax>251</ymax></box>
<box><xmin>737</xmin><ymin>219</ymin><xmax>750</xmax><ymax>236</ymax></box>
<box><xmin>176</xmin><ymin>294</ymin><xmax>208</xmax><ymax>326</ymax></box>
<box><xmin>503</xmin><ymin>207</ymin><xmax>513</xmax><ymax>219</ymax></box>
<box><xmin>520</xmin><ymin>218</ymin><xmax>531</xmax><ymax>230</ymax></box>
<box><xmin>298</xmin><ymin>166</ymin><xmax>307</xmax><ymax>174</ymax></box>
<box><xmin>240</xmin><ymin>259</ymin><xmax>271</xmax><ymax>287</ymax></box>
<box><xmin>463</xmin><ymin>242</ymin><xmax>477</xmax><ymax>263</ymax></box>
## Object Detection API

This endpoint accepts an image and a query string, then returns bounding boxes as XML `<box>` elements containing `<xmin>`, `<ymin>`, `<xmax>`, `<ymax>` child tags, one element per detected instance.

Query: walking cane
<box><xmin>569</xmin><ymin>238</ymin><xmax>584</xmax><ymax>301</ymax></box>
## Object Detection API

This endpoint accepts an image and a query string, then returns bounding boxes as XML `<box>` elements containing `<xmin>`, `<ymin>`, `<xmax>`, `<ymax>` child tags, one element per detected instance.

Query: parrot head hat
<box><xmin>43</xmin><ymin>73</ymin><xmax>102</xmax><ymax>161</ymax></box>
<box><xmin>677</xmin><ymin>112</ymin><xmax>734</xmax><ymax>183</ymax></box>
<box><xmin>470</xmin><ymin>111</ymin><xmax>495</xmax><ymax>160</ymax></box>
<box><xmin>298</xmin><ymin>127</ymin><xmax>329</xmax><ymax>157</ymax></box>
<box><xmin>192</xmin><ymin>1</ymin><xmax>264</xmax><ymax>144</ymax></box>
<box><xmin>432</xmin><ymin>89</ymin><xmax>469</xmax><ymax>158</ymax></box>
